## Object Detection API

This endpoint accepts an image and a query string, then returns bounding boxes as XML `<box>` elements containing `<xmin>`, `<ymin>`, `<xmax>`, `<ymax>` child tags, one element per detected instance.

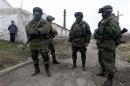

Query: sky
<box><xmin>7</xmin><ymin>0</ymin><xmax>130</xmax><ymax>33</ymax></box>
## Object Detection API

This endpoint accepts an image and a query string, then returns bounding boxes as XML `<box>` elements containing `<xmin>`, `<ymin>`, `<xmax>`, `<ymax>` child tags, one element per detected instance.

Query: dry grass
<box><xmin>117</xmin><ymin>42</ymin><xmax>130</xmax><ymax>62</ymax></box>
<box><xmin>0</xmin><ymin>40</ymin><xmax>31</xmax><ymax>70</ymax></box>
<box><xmin>53</xmin><ymin>38</ymin><xmax>71</xmax><ymax>59</ymax></box>
<box><xmin>0</xmin><ymin>39</ymin><xmax>71</xmax><ymax>70</ymax></box>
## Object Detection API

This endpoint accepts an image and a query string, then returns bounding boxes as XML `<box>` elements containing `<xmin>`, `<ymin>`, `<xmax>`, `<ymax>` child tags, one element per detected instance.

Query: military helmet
<box><xmin>98</xmin><ymin>5</ymin><xmax>113</xmax><ymax>13</ymax></box>
<box><xmin>33</xmin><ymin>7</ymin><xmax>43</xmax><ymax>15</ymax></box>
<box><xmin>46</xmin><ymin>15</ymin><xmax>55</xmax><ymax>22</ymax></box>
<box><xmin>74</xmin><ymin>12</ymin><xmax>83</xmax><ymax>18</ymax></box>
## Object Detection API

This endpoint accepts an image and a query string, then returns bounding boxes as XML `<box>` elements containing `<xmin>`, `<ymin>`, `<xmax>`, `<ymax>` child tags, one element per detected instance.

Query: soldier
<box><xmin>46</xmin><ymin>15</ymin><xmax>60</xmax><ymax>64</ymax></box>
<box><xmin>96</xmin><ymin>5</ymin><xmax>121</xmax><ymax>86</ymax></box>
<box><xmin>68</xmin><ymin>12</ymin><xmax>91</xmax><ymax>71</ymax></box>
<box><xmin>8</xmin><ymin>20</ymin><xmax>18</xmax><ymax>43</ymax></box>
<box><xmin>94</xmin><ymin>28</ymin><xmax>104</xmax><ymax>70</ymax></box>
<box><xmin>25</xmin><ymin>7</ymin><xmax>51</xmax><ymax>77</ymax></box>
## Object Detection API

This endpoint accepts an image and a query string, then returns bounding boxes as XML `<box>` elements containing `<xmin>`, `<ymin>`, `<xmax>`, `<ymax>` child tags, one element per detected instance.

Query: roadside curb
<box><xmin>0</xmin><ymin>60</ymin><xmax>32</xmax><ymax>76</ymax></box>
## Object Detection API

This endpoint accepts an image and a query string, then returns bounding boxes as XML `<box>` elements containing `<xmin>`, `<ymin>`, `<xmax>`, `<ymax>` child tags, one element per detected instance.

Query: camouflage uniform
<box><xmin>25</xmin><ymin>7</ymin><xmax>51</xmax><ymax>77</ymax></box>
<box><xmin>68</xmin><ymin>12</ymin><xmax>91</xmax><ymax>71</ymax></box>
<box><xmin>96</xmin><ymin>5</ymin><xmax>121</xmax><ymax>86</ymax></box>
<box><xmin>94</xmin><ymin>28</ymin><xmax>104</xmax><ymax>70</ymax></box>
<box><xmin>46</xmin><ymin>15</ymin><xmax>60</xmax><ymax>64</ymax></box>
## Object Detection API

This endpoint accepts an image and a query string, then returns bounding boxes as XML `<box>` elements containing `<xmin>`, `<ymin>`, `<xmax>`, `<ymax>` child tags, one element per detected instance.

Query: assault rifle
<box><xmin>22</xmin><ymin>19</ymin><xmax>42</xmax><ymax>51</ymax></box>
<box><xmin>119</xmin><ymin>28</ymin><xmax>128</xmax><ymax>44</ymax></box>
<box><xmin>121</xmin><ymin>28</ymin><xmax>128</xmax><ymax>34</ymax></box>
<box><xmin>22</xmin><ymin>37</ymin><xmax>32</xmax><ymax>51</ymax></box>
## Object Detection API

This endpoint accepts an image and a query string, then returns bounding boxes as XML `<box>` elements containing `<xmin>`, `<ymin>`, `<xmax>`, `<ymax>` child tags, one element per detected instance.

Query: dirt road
<box><xmin>0</xmin><ymin>40</ymin><xmax>130</xmax><ymax>86</ymax></box>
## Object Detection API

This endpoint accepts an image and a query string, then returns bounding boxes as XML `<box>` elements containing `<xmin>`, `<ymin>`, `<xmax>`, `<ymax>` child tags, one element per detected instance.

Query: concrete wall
<box><xmin>52</xmin><ymin>23</ymin><xmax>69</xmax><ymax>38</ymax></box>
<box><xmin>0</xmin><ymin>8</ymin><xmax>32</xmax><ymax>43</ymax></box>
<box><xmin>0</xmin><ymin>14</ymin><xmax>18</xmax><ymax>41</ymax></box>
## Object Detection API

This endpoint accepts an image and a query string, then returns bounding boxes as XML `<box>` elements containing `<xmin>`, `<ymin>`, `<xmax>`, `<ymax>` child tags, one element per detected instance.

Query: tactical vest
<box><xmin>97</xmin><ymin>17</ymin><xmax>121</xmax><ymax>46</ymax></box>
<box><xmin>71</xmin><ymin>21</ymin><xmax>88</xmax><ymax>39</ymax></box>
<box><xmin>98</xmin><ymin>17</ymin><xmax>115</xmax><ymax>38</ymax></box>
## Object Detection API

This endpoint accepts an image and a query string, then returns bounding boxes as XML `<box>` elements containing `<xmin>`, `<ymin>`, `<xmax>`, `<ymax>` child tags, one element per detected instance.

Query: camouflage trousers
<box><xmin>48</xmin><ymin>42</ymin><xmax>55</xmax><ymax>56</ymax></box>
<box><xmin>98</xmin><ymin>51</ymin><xmax>116</xmax><ymax>74</ymax></box>
<box><xmin>31</xmin><ymin>50</ymin><xmax>49</xmax><ymax>65</ymax></box>
<box><xmin>71</xmin><ymin>46</ymin><xmax>87</xmax><ymax>67</ymax></box>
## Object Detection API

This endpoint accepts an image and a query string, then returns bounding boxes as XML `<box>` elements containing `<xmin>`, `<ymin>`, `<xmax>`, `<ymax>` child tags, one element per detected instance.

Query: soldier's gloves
<box><xmin>31</xmin><ymin>31</ymin><xmax>40</xmax><ymax>37</ymax></box>
<box><xmin>85</xmin><ymin>43</ymin><xmax>89</xmax><ymax>46</ymax></box>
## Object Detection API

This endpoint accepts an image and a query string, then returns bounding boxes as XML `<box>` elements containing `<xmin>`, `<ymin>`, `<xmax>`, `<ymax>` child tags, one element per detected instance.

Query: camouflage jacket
<box><xmin>48</xmin><ymin>24</ymin><xmax>58</xmax><ymax>44</ymax></box>
<box><xmin>25</xmin><ymin>18</ymin><xmax>51</xmax><ymax>51</ymax></box>
<box><xmin>95</xmin><ymin>15</ymin><xmax>121</xmax><ymax>51</ymax></box>
<box><xmin>69</xmin><ymin>21</ymin><xmax>91</xmax><ymax>47</ymax></box>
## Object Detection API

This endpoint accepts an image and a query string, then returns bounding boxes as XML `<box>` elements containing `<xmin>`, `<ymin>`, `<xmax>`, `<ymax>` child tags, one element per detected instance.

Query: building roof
<box><xmin>0</xmin><ymin>0</ymin><xmax>12</xmax><ymax>9</ymax></box>
<box><xmin>0</xmin><ymin>8</ymin><xmax>32</xmax><ymax>16</ymax></box>
<box><xmin>52</xmin><ymin>23</ymin><xmax>69</xmax><ymax>31</ymax></box>
<box><xmin>0</xmin><ymin>0</ymin><xmax>69</xmax><ymax>32</ymax></box>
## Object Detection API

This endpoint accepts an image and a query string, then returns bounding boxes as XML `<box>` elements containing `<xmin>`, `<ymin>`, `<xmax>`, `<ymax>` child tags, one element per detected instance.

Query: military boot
<box><xmin>52</xmin><ymin>54</ymin><xmax>60</xmax><ymax>64</ymax></box>
<box><xmin>81</xmin><ymin>54</ymin><xmax>86</xmax><ymax>71</ymax></box>
<box><xmin>71</xmin><ymin>60</ymin><xmax>77</xmax><ymax>69</ymax></box>
<box><xmin>82</xmin><ymin>64</ymin><xmax>86</xmax><ymax>71</ymax></box>
<box><xmin>45</xmin><ymin>64</ymin><xmax>51</xmax><ymax>77</ymax></box>
<box><xmin>96</xmin><ymin>69</ymin><xmax>107</xmax><ymax>77</ymax></box>
<box><xmin>103</xmin><ymin>80</ymin><xmax>113</xmax><ymax>86</ymax></box>
<box><xmin>103</xmin><ymin>74</ymin><xmax>114</xmax><ymax>86</ymax></box>
<box><xmin>32</xmin><ymin>64</ymin><xmax>40</xmax><ymax>76</ymax></box>
<box><xmin>82</xmin><ymin>60</ymin><xmax>86</xmax><ymax>71</ymax></box>
<box><xmin>71</xmin><ymin>52</ymin><xmax>77</xmax><ymax>69</ymax></box>
<box><xmin>53</xmin><ymin>60</ymin><xmax>60</xmax><ymax>64</ymax></box>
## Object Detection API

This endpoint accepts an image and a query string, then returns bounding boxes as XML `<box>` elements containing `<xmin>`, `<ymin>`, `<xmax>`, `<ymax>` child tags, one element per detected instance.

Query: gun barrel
<box><xmin>121</xmin><ymin>28</ymin><xmax>128</xmax><ymax>34</ymax></box>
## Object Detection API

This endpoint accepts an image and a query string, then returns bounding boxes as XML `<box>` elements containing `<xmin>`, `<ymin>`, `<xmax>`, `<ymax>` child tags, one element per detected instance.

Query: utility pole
<box><xmin>63</xmin><ymin>9</ymin><xmax>66</xmax><ymax>37</ymax></box>
<box><xmin>63</xmin><ymin>9</ymin><xmax>66</xmax><ymax>29</ymax></box>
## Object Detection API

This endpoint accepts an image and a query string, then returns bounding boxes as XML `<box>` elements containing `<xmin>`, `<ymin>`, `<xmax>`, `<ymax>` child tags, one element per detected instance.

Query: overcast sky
<box><xmin>7</xmin><ymin>0</ymin><xmax>130</xmax><ymax>32</ymax></box>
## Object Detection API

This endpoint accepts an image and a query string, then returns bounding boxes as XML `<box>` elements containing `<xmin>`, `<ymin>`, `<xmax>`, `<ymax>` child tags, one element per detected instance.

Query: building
<box><xmin>0</xmin><ymin>8</ymin><xmax>32</xmax><ymax>43</ymax></box>
<box><xmin>0</xmin><ymin>0</ymin><xmax>69</xmax><ymax>43</ymax></box>
<box><xmin>0</xmin><ymin>0</ymin><xmax>12</xmax><ymax>9</ymax></box>
<box><xmin>52</xmin><ymin>23</ymin><xmax>69</xmax><ymax>38</ymax></box>
<box><xmin>0</xmin><ymin>0</ymin><xmax>33</xmax><ymax>43</ymax></box>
